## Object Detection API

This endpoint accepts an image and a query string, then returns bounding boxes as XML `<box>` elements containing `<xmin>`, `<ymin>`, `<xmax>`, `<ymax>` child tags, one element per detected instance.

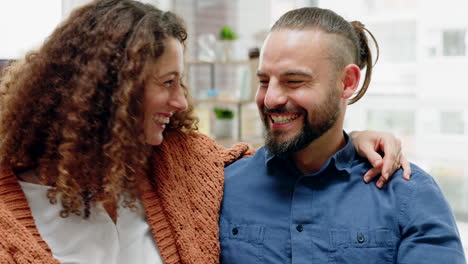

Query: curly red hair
<box><xmin>0</xmin><ymin>0</ymin><xmax>197</xmax><ymax>218</ymax></box>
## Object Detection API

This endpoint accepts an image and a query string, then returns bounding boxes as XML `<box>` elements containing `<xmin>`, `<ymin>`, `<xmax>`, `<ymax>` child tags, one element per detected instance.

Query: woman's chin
<box><xmin>145</xmin><ymin>134</ymin><xmax>164</xmax><ymax>146</ymax></box>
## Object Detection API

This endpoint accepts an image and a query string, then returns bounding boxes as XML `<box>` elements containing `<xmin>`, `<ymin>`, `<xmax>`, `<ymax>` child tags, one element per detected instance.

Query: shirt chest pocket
<box><xmin>219</xmin><ymin>222</ymin><xmax>265</xmax><ymax>264</ymax></box>
<box><xmin>328</xmin><ymin>228</ymin><xmax>396</xmax><ymax>264</ymax></box>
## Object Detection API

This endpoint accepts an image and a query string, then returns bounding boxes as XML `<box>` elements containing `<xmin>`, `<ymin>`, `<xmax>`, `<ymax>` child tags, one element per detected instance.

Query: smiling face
<box><xmin>143</xmin><ymin>37</ymin><xmax>188</xmax><ymax>146</ymax></box>
<box><xmin>256</xmin><ymin>29</ymin><xmax>346</xmax><ymax>156</ymax></box>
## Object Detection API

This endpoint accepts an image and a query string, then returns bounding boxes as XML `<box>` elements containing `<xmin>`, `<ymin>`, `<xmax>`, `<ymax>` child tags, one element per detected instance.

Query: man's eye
<box><xmin>259</xmin><ymin>80</ymin><xmax>269</xmax><ymax>85</ymax></box>
<box><xmin>286</xmin><ymin>80</ymin><xmax>305</xmax><ymax>87</ymax></box>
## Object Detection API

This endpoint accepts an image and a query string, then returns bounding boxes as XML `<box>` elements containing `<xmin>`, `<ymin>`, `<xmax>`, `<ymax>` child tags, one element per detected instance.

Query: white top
<box><xmin>19</xmin><ymin>181</ymin><xmax>164</xmax><ymax>264</ymax></box>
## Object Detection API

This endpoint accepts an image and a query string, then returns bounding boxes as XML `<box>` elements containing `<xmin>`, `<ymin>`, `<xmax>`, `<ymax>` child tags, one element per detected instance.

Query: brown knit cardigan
<box><xmin>0</xmin><ymin>131</ymin><xmax>253</xmax><ymax>264</ymax></box>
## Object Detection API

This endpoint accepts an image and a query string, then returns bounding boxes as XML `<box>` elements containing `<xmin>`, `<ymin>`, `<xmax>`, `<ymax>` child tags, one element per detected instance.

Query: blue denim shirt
<box><xmin>220</xmin><ymin>133</ymin><xmax>465</xmax><ymax>264</ymax></box>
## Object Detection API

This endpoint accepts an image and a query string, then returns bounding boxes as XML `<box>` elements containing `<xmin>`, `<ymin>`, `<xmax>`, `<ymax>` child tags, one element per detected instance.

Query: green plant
<box><xmin>220</xmin><ymin>26</ymin><xmax>237</xmax><ymax>40</ymax></box>
<box><xmin>213</xmin><ymin>107</ymin><xmax>234</xmax><ymax>119</ymax></box>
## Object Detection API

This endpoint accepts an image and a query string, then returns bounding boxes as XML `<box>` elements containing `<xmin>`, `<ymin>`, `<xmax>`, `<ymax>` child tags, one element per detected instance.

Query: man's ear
<box><xmin>341</xmin><ymin>64</ymin><xmax>361</xmax><ymax>99</ymax></box>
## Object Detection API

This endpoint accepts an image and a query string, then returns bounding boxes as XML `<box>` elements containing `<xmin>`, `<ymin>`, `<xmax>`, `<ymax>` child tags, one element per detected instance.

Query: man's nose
<box><xmin>264</xmin><ymin>80</ymin><xmax>287</xmax><ymax>109</ymax></box>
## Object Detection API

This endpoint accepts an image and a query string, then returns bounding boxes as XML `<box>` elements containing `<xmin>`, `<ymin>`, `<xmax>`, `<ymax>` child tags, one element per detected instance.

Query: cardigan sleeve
<box><xmin>164</xmin><ymin>130</ymin><xmax>256</xmax><ymax>167</ymax></box>
<box><xmin>0</xmin><ymin>201</ymin><xmax>61</xmax><ymax>264</ymax></box>
<box><xmin>222</xmin><ymin>142</ymin><xmax>256</xmax><ymax>167</ymax></box>
<box><xmin>0</xmin><ymin>251</ymin><xmax>14</xmax><ymax>264</ymax></box>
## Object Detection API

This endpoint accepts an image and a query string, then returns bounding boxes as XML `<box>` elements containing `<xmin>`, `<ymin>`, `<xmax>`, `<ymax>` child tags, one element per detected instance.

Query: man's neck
<box><xmin>292</xmin><ymin>125</ymin><xmax>345</xmax><ymax>175</ymax></box>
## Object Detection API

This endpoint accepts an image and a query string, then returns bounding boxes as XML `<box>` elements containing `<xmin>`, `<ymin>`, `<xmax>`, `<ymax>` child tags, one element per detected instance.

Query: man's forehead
<box><xmin>259</xmin><ymin>29</ymin><xmax>332</xmax><ymax>76</ymax></box>
<box><xmin>262</xmin><ymin>29</ymin><xmax>332</xmax><ymax>59</ymax></box>
<box><xmin>265</xmin><ymin>28</ymin><xmax>330</xmax><ymax>46</ymax></box>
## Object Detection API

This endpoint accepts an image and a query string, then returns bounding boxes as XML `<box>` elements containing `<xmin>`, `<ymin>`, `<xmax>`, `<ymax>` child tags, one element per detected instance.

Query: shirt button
<box><xmin>296</xmin><ymin>224</ymin><xmax>303</xmax><ymax>232</ymax></box>
<box><xmin>232</xmin><ymin>227</ymin><xmax>239</xmax><ymax>235</ymax></box>
<box><xmin>357</xmin><ymin>233</ymin><xmax>365</xmax><ymax>243</ymax></box>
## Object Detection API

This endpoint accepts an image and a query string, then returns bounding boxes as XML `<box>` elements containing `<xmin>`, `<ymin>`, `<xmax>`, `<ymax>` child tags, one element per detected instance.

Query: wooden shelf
<box><xmin>194</xmin><ymin>99</ymin><xmax>256</xmax><ymax>141</ymax></box>
<box><xmin>188</xmin><ymin>59</ymin><xmax>260</xmax><ymax>141</ymax></box>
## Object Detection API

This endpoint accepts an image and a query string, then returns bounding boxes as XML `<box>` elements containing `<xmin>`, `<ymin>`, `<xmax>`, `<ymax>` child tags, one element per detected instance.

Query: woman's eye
<box><xmin>164</xmin><ymin>80</ymin><xmax>174</xmax><ymax>87</ymax></box>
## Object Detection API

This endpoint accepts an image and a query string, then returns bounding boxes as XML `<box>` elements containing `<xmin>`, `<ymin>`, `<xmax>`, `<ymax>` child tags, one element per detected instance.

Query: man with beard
<box><xmin>219</xmin><ymin>7</ymin><xmax>465</xmax><ymax>264</ymax></box>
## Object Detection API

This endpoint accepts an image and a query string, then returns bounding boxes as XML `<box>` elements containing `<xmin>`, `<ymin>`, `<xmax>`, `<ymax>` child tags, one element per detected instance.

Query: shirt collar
<box><xmin>264</xmin><ymin>131</ymin><xmax>356</xmax><ymax>176</ymax></box>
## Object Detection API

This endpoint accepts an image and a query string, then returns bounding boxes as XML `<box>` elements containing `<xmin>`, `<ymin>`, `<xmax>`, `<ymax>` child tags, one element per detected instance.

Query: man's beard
<box><xmin>263</xmin><ymin>87</ymin><xmax>341</xmax><ymax>157</ymax></box>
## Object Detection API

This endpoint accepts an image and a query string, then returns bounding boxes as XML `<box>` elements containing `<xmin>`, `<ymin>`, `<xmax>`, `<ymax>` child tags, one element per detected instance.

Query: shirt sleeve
<box><xmin>397</xmin><ymin>170</ymin><xmax>466</xmax><ymax>263</ymax></box>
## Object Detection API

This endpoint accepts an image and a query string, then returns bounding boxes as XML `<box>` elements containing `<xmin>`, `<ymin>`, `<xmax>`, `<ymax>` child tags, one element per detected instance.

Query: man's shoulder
<box><xmin>382</xmin><ymin>163</ymin><xmax>451</xmax><ymax>220</ymax></box>
<box><xmin>407</xmin><ymin>163</ymin><xmax>435</xmax><ymax>183</ymax></box>
<box><xmin>350</xmin><ymin>162</ymin><xmax>442</xmax><ymax>208</ymax></box>
<box><xmin>386</xmin><ymin>163</ymin><xmax>436</xmax><ymax>191</ymax></box>
<box><xmin>224</xmin><ymin>147</ymin><xmax>266</xmax><ymax>179</ymax></box>
<box><xmin>402</xmin><ymin>163</ymin><xmax>450</xmax><ymax>202</ymax></box>
<box><xmin>386</xmin><ymin>164</ymin><xmax>464</xmax><ymax>261</ymax></box>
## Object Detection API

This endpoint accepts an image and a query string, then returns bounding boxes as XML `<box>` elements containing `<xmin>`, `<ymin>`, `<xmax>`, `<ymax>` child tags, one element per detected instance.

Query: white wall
<box><xmin>235</xmin><ymin>0</ymin><xmax>271</xmax><ymax>60</ymax></box>
<box><xmin>0</xmin><ymin>0</ymin><xmax>173</xmax><ymax>60</ymax></box>
<box><xmin>61</xmin><ymin>0</ymin><xmax>92</xmax><ymax>19</ymax></box>
<box><xmin>61</xmin><ymin>0</ymin><xmax>172</xmax><ymax>19</ymax></box>
<box><xmin>0</xmin><ymin>1</ymin><xmax>61</xmax><ymax>59</ymax></box>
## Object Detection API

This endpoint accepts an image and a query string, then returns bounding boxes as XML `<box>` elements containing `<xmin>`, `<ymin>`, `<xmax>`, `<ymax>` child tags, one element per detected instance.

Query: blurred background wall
<box><xmin>1</xmin><ymin>0</ymin><xmax>467</xmax><ymax>254</ymax></box>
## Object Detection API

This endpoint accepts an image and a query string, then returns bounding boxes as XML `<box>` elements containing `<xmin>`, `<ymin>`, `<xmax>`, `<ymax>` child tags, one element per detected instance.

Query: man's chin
<box><xmin>267</xmin><ymin>134</ymin><xmax>291</xmax><ymax>146</ymax></box>
<box><xmin>265</xmin><ymin>131</ymin><xmax>298</xmax><ymax>156</ymax></box>
<box><xmin>269</xmin><ymin>128</ymin><xmax>298</xmax><ymax>140</ymax></box>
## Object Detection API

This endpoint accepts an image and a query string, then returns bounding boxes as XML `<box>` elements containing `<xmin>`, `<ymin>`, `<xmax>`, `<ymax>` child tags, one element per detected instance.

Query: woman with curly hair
<box><xmin>0</xmin><ymin>0</ymin><xmax>409</xmax><ymax>263</ymax></box>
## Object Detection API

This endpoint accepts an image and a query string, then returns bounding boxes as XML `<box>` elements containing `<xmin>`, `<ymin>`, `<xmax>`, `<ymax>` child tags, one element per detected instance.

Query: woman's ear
<box><xmin>341</xmin><ymin>64</ymin><xmax>361</xmax><ymax>99</ymax></box>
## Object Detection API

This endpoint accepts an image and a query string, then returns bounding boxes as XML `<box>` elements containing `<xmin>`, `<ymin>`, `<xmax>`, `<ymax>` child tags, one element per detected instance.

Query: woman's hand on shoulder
<box><xmin>350</xmin><ymin>130</ymin><xmax>411</xmax><ymax>189</ymax></box>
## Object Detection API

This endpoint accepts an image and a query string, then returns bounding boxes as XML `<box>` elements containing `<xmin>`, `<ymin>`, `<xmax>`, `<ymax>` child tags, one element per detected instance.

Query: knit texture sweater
<box><xmin>0</xmin><ymin>131</ymin><xmax>253</xmax><ymax>264</ymax></box>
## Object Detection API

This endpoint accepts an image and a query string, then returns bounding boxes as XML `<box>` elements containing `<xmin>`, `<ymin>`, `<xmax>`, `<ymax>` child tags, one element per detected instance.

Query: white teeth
<box><xmin>271</xmin><ymin>114</ymin><xmax>299</xmax><ymax>124</ymax></box>
<box><xmin>152</xmin><ymin>115</ymin><xmax>170</xmax><ymax>124</ymax></box>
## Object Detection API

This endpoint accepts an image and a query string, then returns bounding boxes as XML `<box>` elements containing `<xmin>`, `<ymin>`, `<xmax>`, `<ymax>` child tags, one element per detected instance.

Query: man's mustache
<box><xmin>263</xmin><ymin>106</ymin><xmax>301</xmax><ymax>115</ymax></box>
